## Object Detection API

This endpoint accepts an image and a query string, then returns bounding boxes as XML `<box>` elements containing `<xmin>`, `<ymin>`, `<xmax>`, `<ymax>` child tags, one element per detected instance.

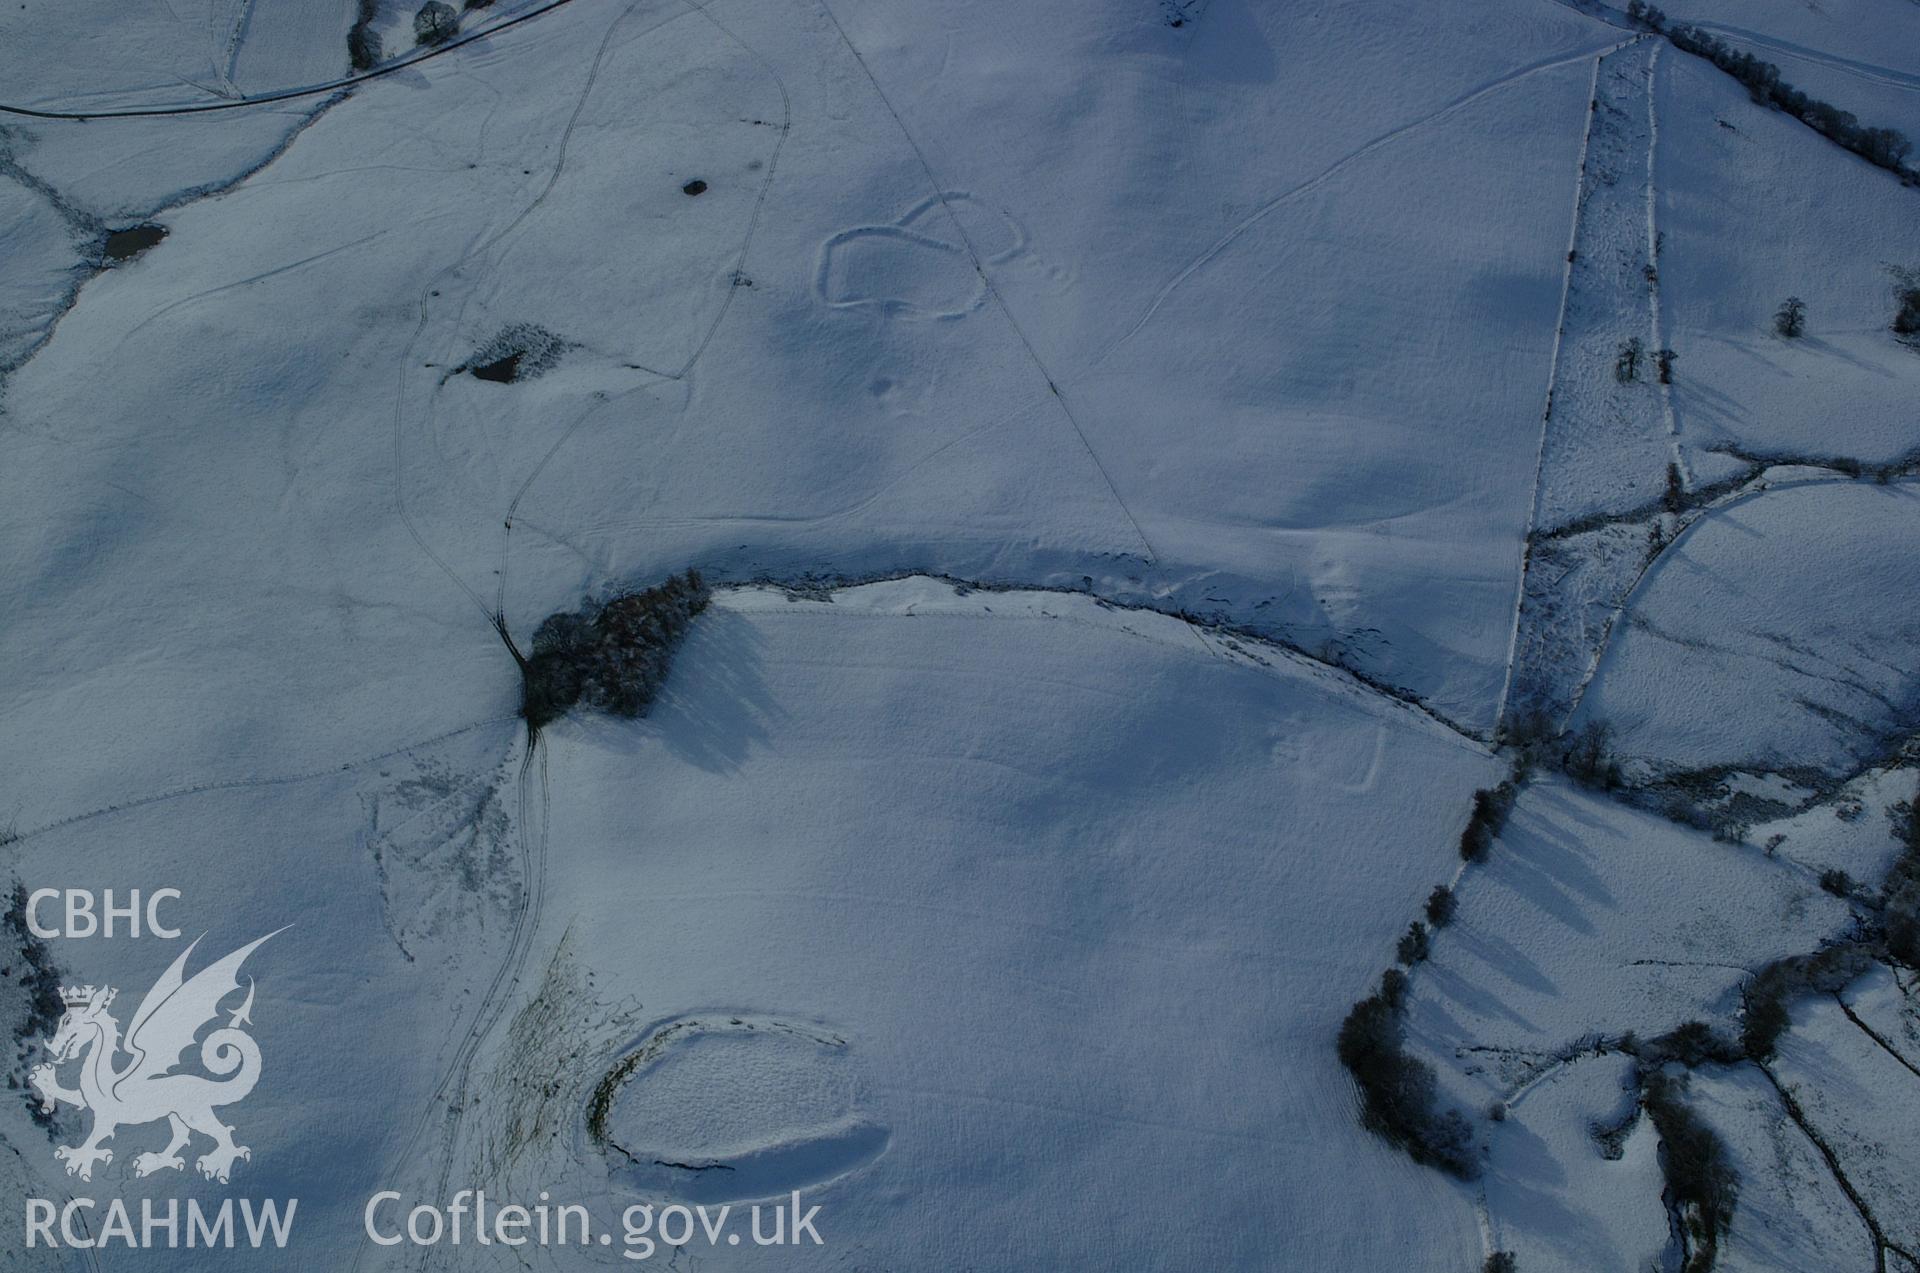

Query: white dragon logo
<box><xmin>29</xmin><ymin>930</ymin><xmax>281</xmax><ymax>1183</ymax></box>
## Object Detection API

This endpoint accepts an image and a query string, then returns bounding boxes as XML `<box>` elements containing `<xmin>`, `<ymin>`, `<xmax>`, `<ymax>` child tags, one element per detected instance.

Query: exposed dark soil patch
<box><xmin>102</xmin><ymin>224</ymin><xmax>167</xmax><ymax>262</ymax></box>
<box><xmin>460</xmin><ymin>322</ymin><xmax>568</xmax><ymax>384</ymax></box>
<box><xmin>471</xmin><ymin>352</ymin><xmax>522</xmax><ymax>383</ymax></box>
<box><xmin>1162</xmin><ymin>0</ymin><xmax>1205</xmax><ymax>27</ymax></box>
<box><xmin>681</xmin><ymin>179</ymin><xmax>707</xmax><ymax>196</ymax></box>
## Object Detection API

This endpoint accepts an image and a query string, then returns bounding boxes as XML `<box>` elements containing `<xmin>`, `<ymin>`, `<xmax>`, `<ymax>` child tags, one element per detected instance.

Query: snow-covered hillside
<box><xmin>1</xmin><ymin>0</ymin><xmax>1916</xmax><ymax>1268</ymax></box>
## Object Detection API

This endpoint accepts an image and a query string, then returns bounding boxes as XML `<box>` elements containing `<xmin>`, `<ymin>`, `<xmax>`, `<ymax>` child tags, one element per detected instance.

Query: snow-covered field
<box><xmin>1578</xmin><ymin>479</ymin><xmax>1920</xmax><ymax>779</ymax></box>
<box><xmin>1655</xmin><ymin>52</ymin><xmax>1920</xmax><ymax>471</ymax></box>
<box><xmin>1</xmin><ymin>0</ymin><xmax>1917</xmax><ymax>1267</ymax></box>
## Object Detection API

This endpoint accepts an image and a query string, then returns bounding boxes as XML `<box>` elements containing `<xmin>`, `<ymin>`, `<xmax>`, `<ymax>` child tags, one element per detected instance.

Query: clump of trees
<box><xmin>1396</xmin><ymin>921</ymin><xmax>1431</xmax><ymax>965</ymax></box>
<box><xmin>1501</xmin><ymin>712</ymin><xmax>1625</xmax><ymax>790</ymax></box>
<box><xmin>1640</xmin><ymin>1021</ymin><xmax>1741</xmax><ymax>1069</ymax></box>
<box><xmin>1596</xmin><ymin>1030</ymin><xmax>1743</xmax><ymax>1270</ymax></box>
<box><xmin>415</xmin><ymin>1</ymin><xmax>459</xmax><ymax>46</ymax></box>
<box><xmin>1425</xmin><ymin>885</ymin><xmax>1457</xmax><ymax>927</ymax></box>
<box><xmin>1459</xmin><ymin>781</ymin><xmax>1519</xmax><ymax>862</ymax></box>
<box><xmin>1883</xmin><ymin>779</ymin><xmax>1920</xmax><ymax>965</ymax></box>
<box><xmin>1336</xmin><ymin>970</ymin><xmax>1480</xmax><ymax>1178</ymax></box>
<box><xmin>1739</xmin><ymin>943</ymin><xmax>1871</xmax><ymax>1060</ymax></box>
<box><xmin>1616</xmin><ymin>336</ymin><xmax>1644</xmax><ymax>383</ymax></box>
<box><xmin>348</xmin><ymin>0</ymin><xmax>382</xmax><ymax>71</ymax></box>
<box><xmin>1560</xmin><ymin>721</ymin><xmax>1622</xmax><ymax>791</ymax></box>
<box><xmin>1484</xmin><ymin>1254</ymin><xmax>1517</xmax><ymax>1273</ymax></box>
<box><xmin>1642</xmin><ymin>1073</ymin><xmax>1738</xmax><ymax>1273</ymax></box>
<box><xmin>1628</xmin><ymin>4</ymin><xmax>1916</xmax><ymax>183</ymax></box>
<box><xmin>1773</xmin><ymin>296</ymin><xmax>1806</xmax><ymax>338</ymax></box>
<box><xmin>4</xmin><ymin>882</ymin><xmax>67</xmax><ymax>1129</ymax></box>
<box><xmin>521</xmin><ymin>571</ymin><xmax>710</xmax><ymax>728</ymax></box>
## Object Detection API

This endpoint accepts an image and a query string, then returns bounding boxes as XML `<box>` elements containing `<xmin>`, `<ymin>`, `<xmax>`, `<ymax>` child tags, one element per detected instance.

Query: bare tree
<box><xmin>415</xmin><ymin>1</ymin><xmax>459</xmax><ymax>46</ymax></box>
<box><xmin>1615</xmin><ymin>337</ymin><xmax>1643</xmax><ymax>382</ymax></box>
<box><xmin>1773</xmin><ymin>296</ymin><xmax>1806</xmax><ymax>338</ymax></box>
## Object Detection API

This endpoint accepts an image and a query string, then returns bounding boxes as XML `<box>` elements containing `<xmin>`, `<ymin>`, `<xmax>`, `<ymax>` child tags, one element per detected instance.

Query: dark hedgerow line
<box><xmin>1335</xmin><ymin>970</ymin><xmax>1479</xmax><ymax>1179</ymax></box>
<box><xmin>1627</xmin><ymin>3</ymin><xmax>1916</xmax><ymax>185</ymax></box>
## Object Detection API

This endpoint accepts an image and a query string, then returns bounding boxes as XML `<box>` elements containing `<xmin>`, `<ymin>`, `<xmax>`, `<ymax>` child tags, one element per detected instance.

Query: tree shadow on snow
<box><xmin>639</xmin><ymin>607</ymin><xmax>785</xmax><ymax>774</ymax></box>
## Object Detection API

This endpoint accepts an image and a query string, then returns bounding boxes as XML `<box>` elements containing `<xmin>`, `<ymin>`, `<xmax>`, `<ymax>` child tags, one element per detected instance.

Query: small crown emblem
<box><xmin>60</xmin><ymin>985</ymin><xmax>104</xmax><ymax>1007</ymax></box>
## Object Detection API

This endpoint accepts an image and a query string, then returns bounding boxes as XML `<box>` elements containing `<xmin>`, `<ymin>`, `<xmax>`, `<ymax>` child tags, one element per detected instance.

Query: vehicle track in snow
<box><xmin>376</xmin><ymin>7</ymin><xmax>793</xmax><ymax>1263</ymax></box>
<box><xmin>493</xmin><ymin>0</ymin><xmax>794</xmax><ymax>625</ymax></box>
<box><xmin>371</xmin><ymin>9</ymin><xmax>648</xmax><ymax>1264</ymax></box>
<box><xmin>4</xmin><ymin>717</ymin><xmax>516</xmax><ymax>849</ymax></box>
